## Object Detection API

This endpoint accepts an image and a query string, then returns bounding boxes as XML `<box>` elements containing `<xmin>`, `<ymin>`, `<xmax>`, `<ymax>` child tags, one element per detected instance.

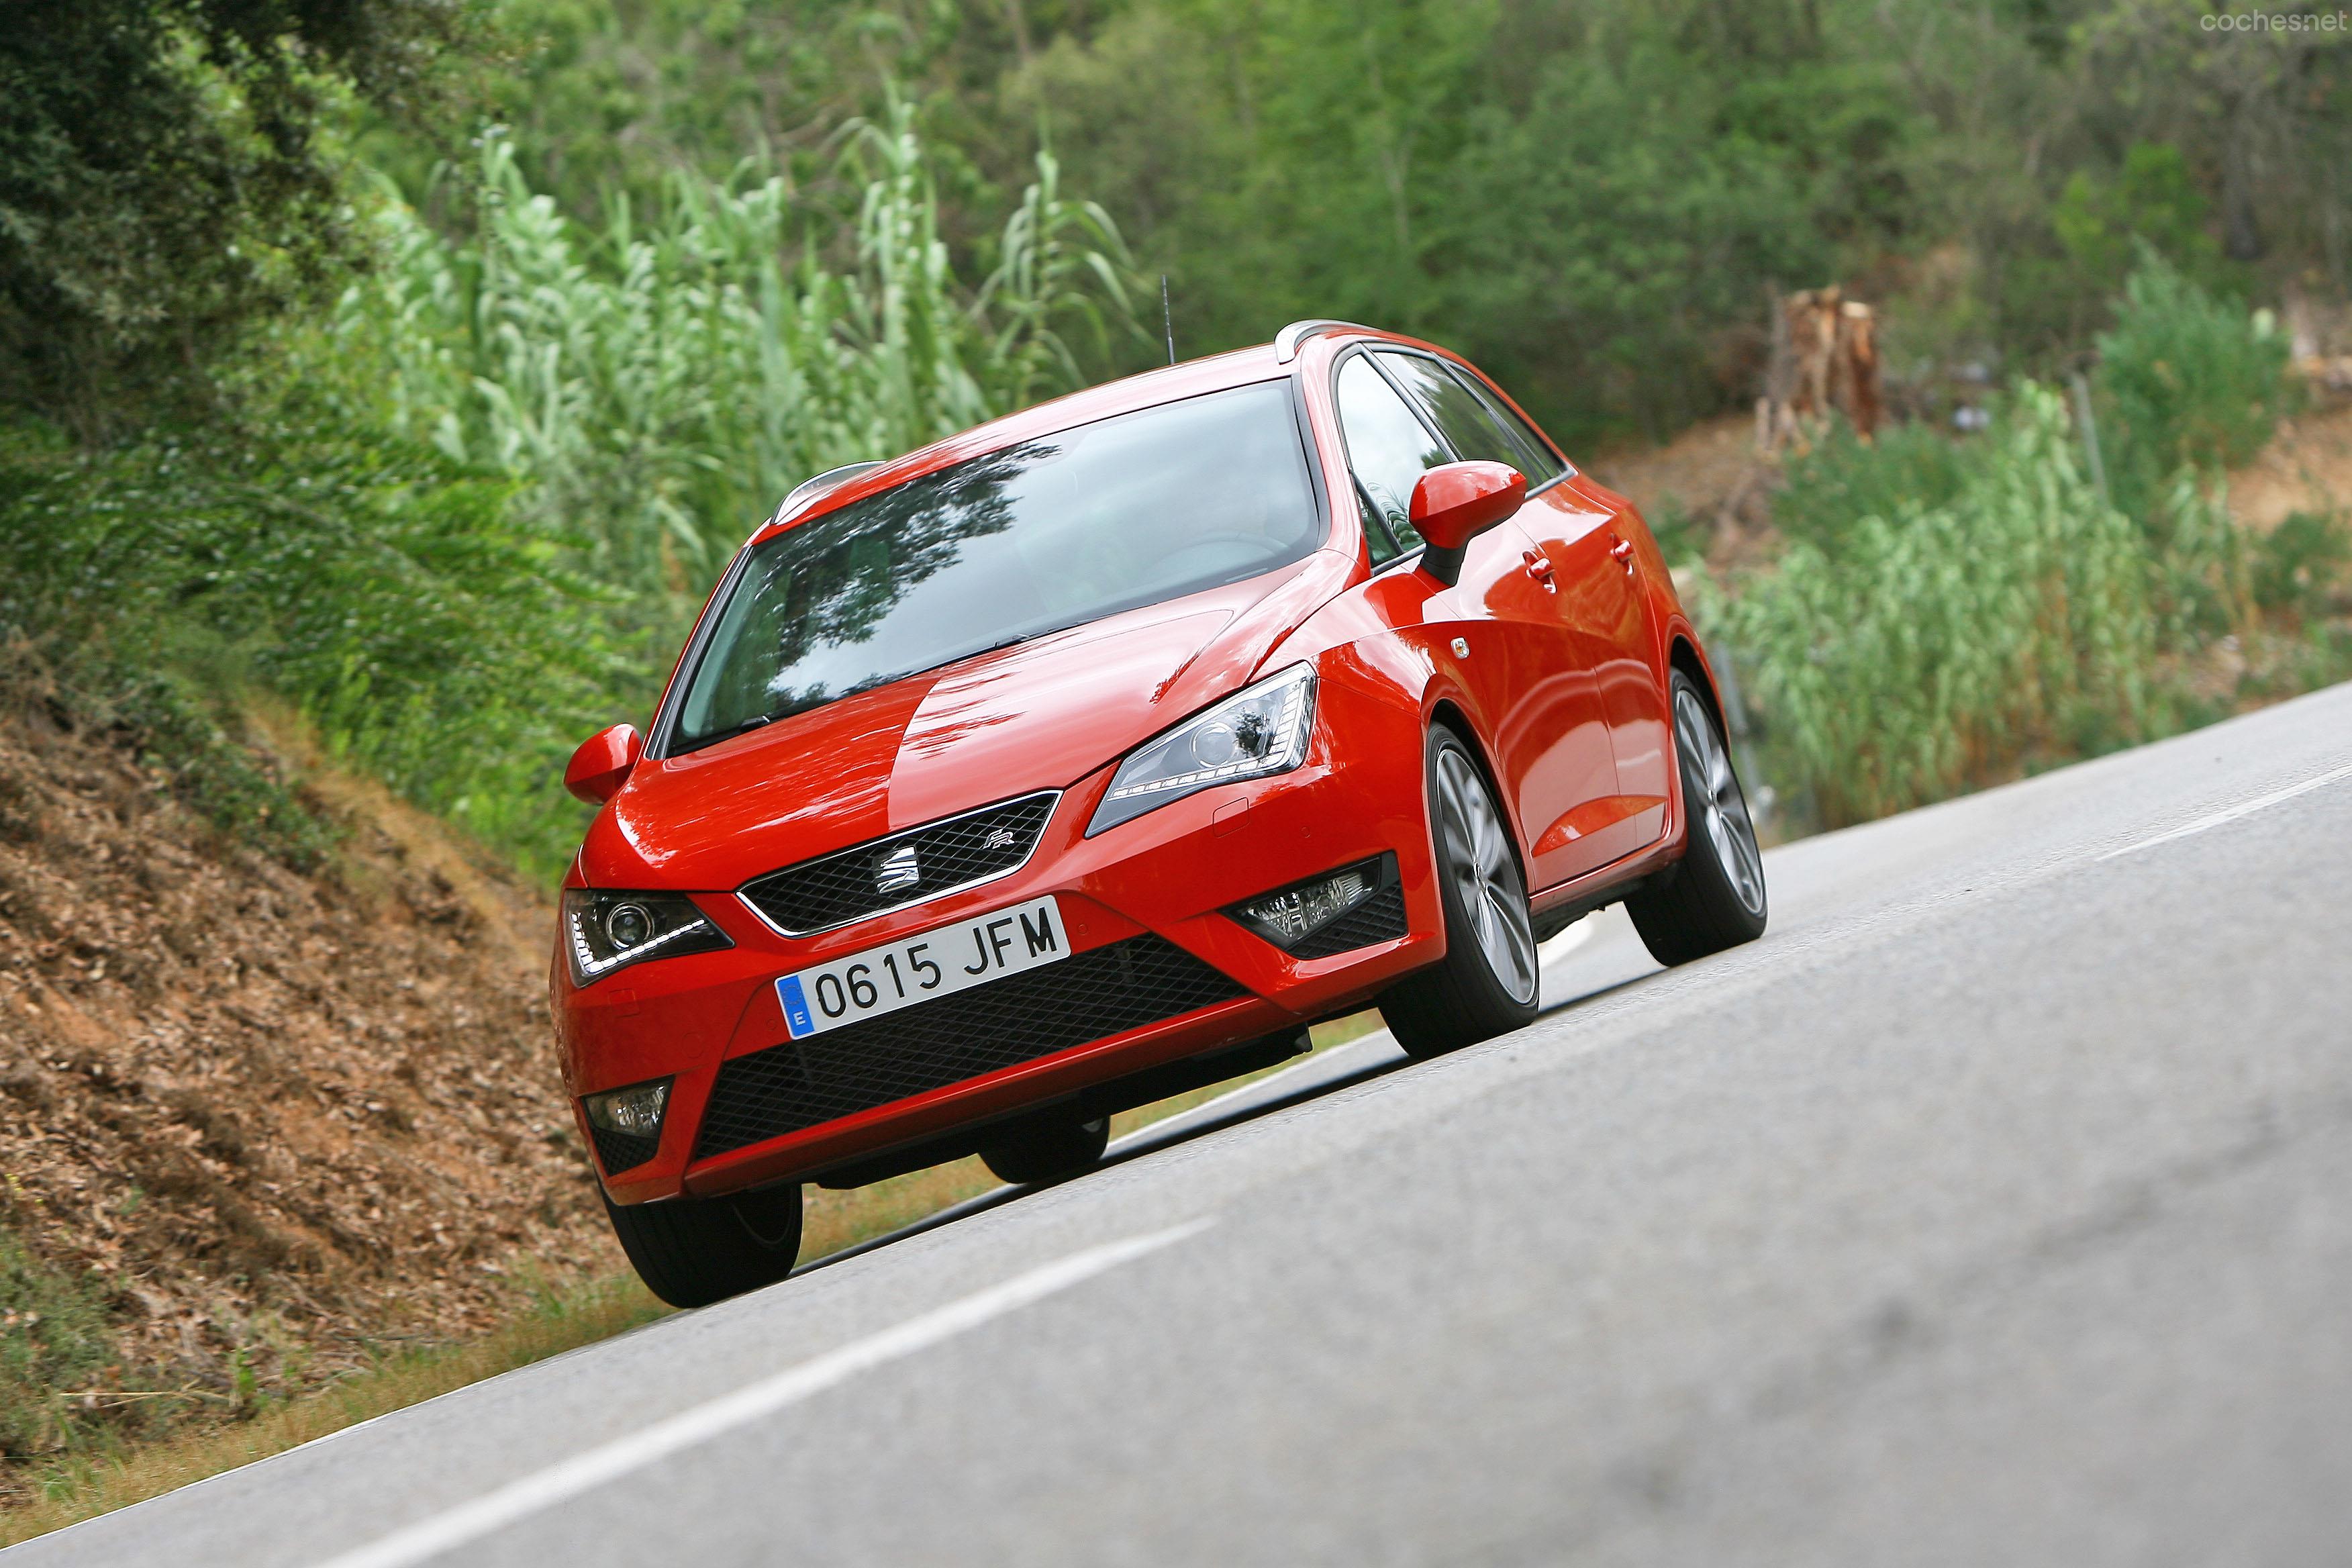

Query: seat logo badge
<box><xmin>982</xmin><ymin>828</ymin><xmax>1018</xmax><ymax>850</ymax></box>
<box><xmin>875</xmin><ymin>844</ymin><xmax>921</xmax><ymax>894</ymax></box>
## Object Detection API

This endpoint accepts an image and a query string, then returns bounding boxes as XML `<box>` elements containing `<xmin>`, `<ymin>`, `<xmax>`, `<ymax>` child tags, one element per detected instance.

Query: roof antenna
<box><xmin>1161</xmin><ymin>274</ymin><xmax>1176</xmax><ymax>366</ymax></box>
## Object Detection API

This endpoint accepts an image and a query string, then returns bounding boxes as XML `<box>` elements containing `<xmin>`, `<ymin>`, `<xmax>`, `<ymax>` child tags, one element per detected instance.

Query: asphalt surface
<box><xmin>18</xmin><ymin>682</ymin><xmax>2352</xmax><ymax>1567</ymax></box>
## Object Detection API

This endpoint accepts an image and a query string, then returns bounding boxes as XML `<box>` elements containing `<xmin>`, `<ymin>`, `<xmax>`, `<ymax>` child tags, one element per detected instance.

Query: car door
<box><xmin>1335</xmin><ymin>352</ymin><xmax>1621</xmax><ymax>887</ymax></box>
<box><xmin>1388</xmin><ymin>352</ymin><xmax>1671</xmax><ymax>870</ymax></box>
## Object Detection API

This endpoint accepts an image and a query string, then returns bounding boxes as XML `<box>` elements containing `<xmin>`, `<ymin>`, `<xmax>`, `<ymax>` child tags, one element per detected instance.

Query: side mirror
<box><xmin>1410</xmin><ymin>460</ymin><xmax>1527</xmax><ymax>587</ymax></box>
<box><xmin>565</xmin><ymin>724</ymin><xmax>642</xmax><ymax>805</ymax></box>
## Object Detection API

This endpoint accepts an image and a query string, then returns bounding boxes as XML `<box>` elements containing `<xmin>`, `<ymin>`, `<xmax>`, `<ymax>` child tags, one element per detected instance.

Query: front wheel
<box><xmin>1380</xmin><ymin>726</ymin><xmax>1540</xmax><ymax>1060</ymax></box>
<box><xmin>1626</xmin><ymin>672</ymin><xmax>1768</xmax><ymax>966</ymax></box>
<box><xmin>602</xmin><ymin>1181</ymin><xmax>803</xmax><ymax>1309</ymax></box>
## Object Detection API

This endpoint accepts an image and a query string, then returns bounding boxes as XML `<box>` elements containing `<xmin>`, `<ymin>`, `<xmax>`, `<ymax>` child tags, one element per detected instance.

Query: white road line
<box><xmin>311</xmin><ymin>1220</ymin><xmax>1214</xmax><ymax>1568</ymax></box>
<box><xmin>2100</xmin><ymin>761</ymin><xmax>2352</xmax><ymax>861</ymax></box>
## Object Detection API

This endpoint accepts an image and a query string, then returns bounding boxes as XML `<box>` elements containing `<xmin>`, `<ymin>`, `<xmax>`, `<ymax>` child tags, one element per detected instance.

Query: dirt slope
<box><xmin>0</xmin><ymin>687</ymin><xmax>614</xmax><ymax>1484</ymax></box>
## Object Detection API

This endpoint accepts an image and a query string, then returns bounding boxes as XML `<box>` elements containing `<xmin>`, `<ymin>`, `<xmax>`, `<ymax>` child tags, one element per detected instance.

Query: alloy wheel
<box><xmin>1677</xmin><ymin>687</ymin><xmax>1765</xmax><ymax>917</ymax></box>
<box><xmin>1434</xmin><ymin>748</ymin><xmax>1538</xmax><ymax>1005</ymax></box>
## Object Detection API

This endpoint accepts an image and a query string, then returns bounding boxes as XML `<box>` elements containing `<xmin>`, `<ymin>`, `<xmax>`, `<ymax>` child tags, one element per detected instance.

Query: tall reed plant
<box><xmin>338</xmin><ymin>105</ymin><xmax>1144</xmax><ymax>615</ymax></box>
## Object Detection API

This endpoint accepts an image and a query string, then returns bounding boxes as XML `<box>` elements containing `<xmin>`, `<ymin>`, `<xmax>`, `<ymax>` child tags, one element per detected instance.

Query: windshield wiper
<box><xmin>691</xmin><ymin>712</ymin><xmax>777</xmax><ymax>750</ymax></box>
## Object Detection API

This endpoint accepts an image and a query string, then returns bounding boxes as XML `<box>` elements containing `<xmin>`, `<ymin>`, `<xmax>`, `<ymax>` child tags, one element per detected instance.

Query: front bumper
<box><xmin>556</xmin><ymin>673</ymin><xmax>1439</xmax><ymax>1204</ymax></box>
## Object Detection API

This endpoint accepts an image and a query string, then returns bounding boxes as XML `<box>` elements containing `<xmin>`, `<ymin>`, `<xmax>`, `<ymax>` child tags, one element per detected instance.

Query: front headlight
<box><xmin>562</xmin><ymin>889</ymin><xmax>732</xmax><ymax>987</ymax></box>
<box><xmin>1087</xmin><ymin>663</ymin><xmax>1318</xmax><ymax>836</ymax></box>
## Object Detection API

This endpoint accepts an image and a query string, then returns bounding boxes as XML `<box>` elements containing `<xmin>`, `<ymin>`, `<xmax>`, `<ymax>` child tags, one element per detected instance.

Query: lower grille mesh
<box><xmin>694</xmin><ymin>934</ymin><xmax>1246</xmax><ymax>1160</ymax></box>
<box><xmin>589</xmin><ymin>1122</ymin><xmax>661</xmax><ymax>1176</ymax></box>
<box><xmin>1289</xmin><ymin>881</ymin><xmax>1410</xmax><ymax>959</ymax></box>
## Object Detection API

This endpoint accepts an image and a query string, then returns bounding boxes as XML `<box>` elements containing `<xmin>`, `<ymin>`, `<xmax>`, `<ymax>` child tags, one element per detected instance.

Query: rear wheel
<box><xmin>1381</xmin><ymin>727</ymin><xmax>1540</xmax><ymax>1060</ymax></box>
<box><xmin>980</xmin><ymin>1112</ymin><xmax>1110</xmax><ymax>1185</ymax></box>
<box><xmin>1626</xmin><ymin>672</ymin><xmax>1767</xmax><ymax>965</ymax></box>
<box><xmin>601</xmin><ymin>1181</ymin><xmax>803</xmax><ymax>1309</ymax></box>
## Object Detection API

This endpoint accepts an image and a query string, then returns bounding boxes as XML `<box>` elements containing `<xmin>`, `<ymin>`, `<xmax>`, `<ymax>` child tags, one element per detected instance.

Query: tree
<box><xmin>0</xmin><ymin>0</ymin><xmax>477</xmax><ymax>433</ymax></box>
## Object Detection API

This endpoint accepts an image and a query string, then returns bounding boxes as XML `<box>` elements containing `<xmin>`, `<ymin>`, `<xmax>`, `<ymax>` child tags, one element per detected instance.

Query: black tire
<box><xmin>1379</xmin><ymin>726</ymin><xmax>1540</xmax><ymax>1061</ymax></box>
<box><xmin>1626</xmin><ymin>671</ymin><xmax>1769</xmax><ymax>966</ymax></box>
<box><xmin>980</xmin><ymin>1112</ymin><xmax>1110</xmax><ymax>1186</ymax></box>
<box><xmin>601</xmin><ymin>1181</ymin><xmax>803</xmax><ymax>1310</ymax></box>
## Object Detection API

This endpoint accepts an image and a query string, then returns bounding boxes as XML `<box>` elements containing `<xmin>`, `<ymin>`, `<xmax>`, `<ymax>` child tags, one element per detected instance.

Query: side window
<box><xmin>1377</xmin><ymin>352</ymin><xmax>1525</xmax><ymax>471</ymax></box>
<box><xmin>1379</xmin><ymin>351</ymin><xmax>1567</xmax><ymax>485</ymax></box>
<box><xmin>1447</xmin><ymin>362</ymin><xmax>1568</xmax><ymax>483</ymax></box>
<box><xmin>1335</xmin><ymin>354</ymin><xmax>1447</xmax><ymax>556</ymax></box>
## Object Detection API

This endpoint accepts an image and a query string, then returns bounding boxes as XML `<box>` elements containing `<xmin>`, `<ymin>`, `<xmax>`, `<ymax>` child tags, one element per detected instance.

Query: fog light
<box><xmin>585</xmin><ymin>1079</ymin><xmax>669</xmax><ymax>1138</ymax></box>
<box><xmin>1230</xmin><ymin>856</ymin><xmax>1393</xmax><ymax>951</ymax></box>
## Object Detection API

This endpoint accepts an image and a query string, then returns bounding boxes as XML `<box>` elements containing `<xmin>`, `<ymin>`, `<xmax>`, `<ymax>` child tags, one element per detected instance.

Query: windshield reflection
<box><xmin>670</xmin><ymin>381</ymin><xmax>1320</xmax><ymax>754</ymax></box>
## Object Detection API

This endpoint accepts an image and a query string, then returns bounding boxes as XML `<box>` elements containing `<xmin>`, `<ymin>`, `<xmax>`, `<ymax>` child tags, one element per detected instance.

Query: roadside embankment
<box><xmin>0</xmin><ymin>687</ymin><xmax>624</xmax><ymax>1503</ymax></box>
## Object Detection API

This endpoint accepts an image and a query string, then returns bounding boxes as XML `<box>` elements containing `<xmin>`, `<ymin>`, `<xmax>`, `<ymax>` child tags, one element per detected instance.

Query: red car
<box><xmin>554</xmin><ymin>321</ymin><xmax>1767</xmax><ymax>1306</ymax></box>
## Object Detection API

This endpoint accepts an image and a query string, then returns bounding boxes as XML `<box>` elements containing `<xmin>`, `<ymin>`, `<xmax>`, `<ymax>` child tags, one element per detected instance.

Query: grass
<box><xmin>0</xmin><ymin>1009</ymin><xmax>1387</xmax><ymax>1546</ymax></box>
<box><xmin>0</xmin><ymin>1274</ymin><xmax>669</xmax><ymax>1547</ymax></box>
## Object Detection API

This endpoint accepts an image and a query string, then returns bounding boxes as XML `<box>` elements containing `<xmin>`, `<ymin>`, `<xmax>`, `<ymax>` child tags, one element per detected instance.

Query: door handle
<box><xmin>1608</xmin><ymin>534</ymin><xmax>1635</xmax><ymax>571</ymax></box>
<box><xmin>1522</xmin><ymin>548</ymin><xmax>1556</xmax><ymax>584</ymax></box>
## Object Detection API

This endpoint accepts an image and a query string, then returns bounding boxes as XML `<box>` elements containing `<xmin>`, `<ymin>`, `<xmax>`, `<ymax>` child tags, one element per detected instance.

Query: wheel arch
<box><xmin>1423</xmin><ymin>696</ymin><xmax>1535</xmax><ymax>888</ymax></box>
<box><xmin>1667</xmin><ymin>632</ymin><xmax>1727</xmax><ymax>737</ymax></box>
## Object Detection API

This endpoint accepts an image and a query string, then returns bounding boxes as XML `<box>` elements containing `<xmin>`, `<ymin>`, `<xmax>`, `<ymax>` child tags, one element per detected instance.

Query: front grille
<box><xmin>739</xmin><ymin>792</ymin><xmax>1059</xmax><ymax>936</ymax></box>
<box><xmin>1289</xmin><ymin>881</ymin><xmax>1410</xmax><ymax>959</ymax></box>
<box><xmin>694</xmin><ymin>934</ymin><xmax>1246</xmax><ymax>1159</ymax></box>
<box><xmin>589</xmin><ymin>1122</ymin><xmax>661</xmax><ymax>1176</ymax></box>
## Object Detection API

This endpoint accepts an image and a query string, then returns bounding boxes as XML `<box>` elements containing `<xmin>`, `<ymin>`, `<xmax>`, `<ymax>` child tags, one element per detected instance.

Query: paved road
<box><xmin>19</xmin><ymin>684</ymin><xmax>2352</xmax><ymax>1567</ymax></box>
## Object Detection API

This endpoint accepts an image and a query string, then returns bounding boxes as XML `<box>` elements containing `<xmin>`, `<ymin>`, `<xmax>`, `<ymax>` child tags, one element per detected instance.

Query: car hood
<box><xmin>582</xmin><ymin>550</ymin><xmax>1354</xmax><ymax>889</ymax></box>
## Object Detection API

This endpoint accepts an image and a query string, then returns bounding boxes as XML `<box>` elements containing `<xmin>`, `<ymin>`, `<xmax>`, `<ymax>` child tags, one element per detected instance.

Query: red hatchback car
<box><xmin>554</xmin><ymin>321</ymin><xmax>1767</xmax><ymax>1306</ymax></box>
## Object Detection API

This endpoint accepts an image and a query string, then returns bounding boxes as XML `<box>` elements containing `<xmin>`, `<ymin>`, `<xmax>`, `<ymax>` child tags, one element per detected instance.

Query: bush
<box><xmin>1772</xmin><ymin>420</ymin><xmax>1975</xmax><ymax>553</ymax></box>
<box><xmin>0</xmin><ymin>411</ymin><xmax>624</xmax><ymax>878</ymax></box>
<box><xmin>1710</xmin><ymin>385</ymin><xmax>2159</xmax><ymax>824</ymax></box>
<box><xmin>2251</xmin><ymin>511</ymin><xmax>2352</xmax><ymax>619</ymax></box>
<box><xmin>2094</xmin><ymin>252</ymin><xmax>2294</xmax><ymax>524</ymax></box>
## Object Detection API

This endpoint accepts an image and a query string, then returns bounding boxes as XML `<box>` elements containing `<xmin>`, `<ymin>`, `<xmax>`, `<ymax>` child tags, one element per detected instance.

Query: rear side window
<box><xmin>1335</xmin><ymin>355</ymin><xmax>1446</xmax><ymax>559</ymax></box>
<box><xmin>1449</xmin><ymin>364</ymin><xmax>1569</xmax><ymax>483</ymax></box>
<box><xmin>1379</xmin><ymin>351</ymin><xmax>1565</xmax><ymax>485</ymax></box>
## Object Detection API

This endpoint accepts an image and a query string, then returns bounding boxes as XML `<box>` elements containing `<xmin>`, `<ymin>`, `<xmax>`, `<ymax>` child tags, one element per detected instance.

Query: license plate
<box><xmin>775</xmin><ymin>895</ymin><xmax>1070</xmax><ymax>1040</ymax></box>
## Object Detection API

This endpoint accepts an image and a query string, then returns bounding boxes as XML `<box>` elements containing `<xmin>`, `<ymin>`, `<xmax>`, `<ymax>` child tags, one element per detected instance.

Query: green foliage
<box><xmin>1771</xmin><ymin>421</ymin><xmax>1975</xmax><ymax>553</ymax></box>
<box><xmin>2</xmin><ymin>103</ymin><xmax>1140</xmax><ymax>877</ymax></box>
<box><xmin>0</xmin><ymin>407</ymin><xmax>621</xmax><ymax>877</ymax></box>
<box><xmin>2052</xmin><ymin>145</ymin><xmax>2223</xmax><ymax>299</ymax></box>
<box><xmin>338</xmin><ymin>106</ymin><xmax>1142</xmax><ymax>606</ymax></box>
<box><xmin>2094</xmin><ymin>253</ymin><xmax>2296</xmax><ymax>524</ymax></box>
<box><xmin>430</xmin><ymin>0</ymin><xmax>2352</xmax><ymax>446</ymax></box>
<box><xmin>1718</xmin><ymin>252</ymin><xmax>2300</xmax><ymax>826</ymax></box>
<box><xmin>997</xmin><ymin>0</ymin><xmax>1902</xmax><ymax>443</ymax></box>
<box><xmin>1711</xmin><ymin>385</ymin><xmax>2175</xmax><ymax>825</ymax></box>
<box><xmin>0</xmin><ymin>1227</ymin><xmax>124</xmax><ymax>1459</ymax></box>
<box><xmin>2252</xmin><ymin>511</ymin><xmax>2352</xmax><ymax>619</ymax></box>
<box><xmin>0</xmin><ymin>0</ymin><xmax>481</xmax><ymax>430</ymax></box>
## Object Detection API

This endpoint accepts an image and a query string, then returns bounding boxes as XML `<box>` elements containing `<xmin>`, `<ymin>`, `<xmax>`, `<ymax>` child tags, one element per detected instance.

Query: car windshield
<box><xmin>669</xmin><ymin>381</ymin><xmax>1322</xmax><ymax>754</ymax></box>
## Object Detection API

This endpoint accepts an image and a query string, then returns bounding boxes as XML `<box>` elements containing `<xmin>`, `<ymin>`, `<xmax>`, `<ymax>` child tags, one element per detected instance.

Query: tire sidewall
<box><xmin>1670</xmin><ymin>672</ymin><xmax>1767</xmax><ymax>934</ymax></box>
<box><xmin>1424</xmin><ymin>726</ymin><xmax>1539</xmax><ymax>1022</ymax></box>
